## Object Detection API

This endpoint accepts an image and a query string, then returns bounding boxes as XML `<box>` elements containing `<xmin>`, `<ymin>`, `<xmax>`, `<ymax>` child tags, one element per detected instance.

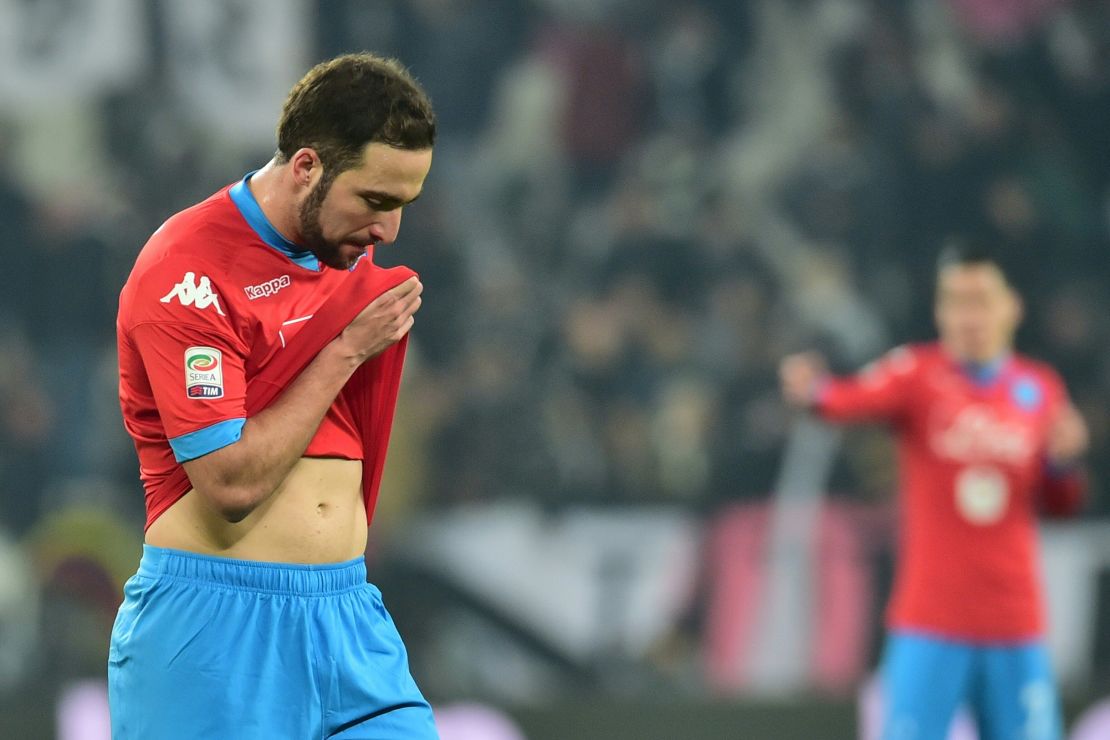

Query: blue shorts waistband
<box><xmin>888</xmin><ymin>628</ymin><xmax>1043</xmax><ymax>648</ymax></box>
<box><xmin>137</xmin><ymin>545</ymin><xmax>371</xmax><ymax>595</ymax></box>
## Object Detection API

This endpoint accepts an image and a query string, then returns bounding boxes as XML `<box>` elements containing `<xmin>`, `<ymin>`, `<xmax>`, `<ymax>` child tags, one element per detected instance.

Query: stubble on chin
<box><xmin>297</xmin><ymin>175</ymin><xmax>346</xmax><ymax>269</ymax></box>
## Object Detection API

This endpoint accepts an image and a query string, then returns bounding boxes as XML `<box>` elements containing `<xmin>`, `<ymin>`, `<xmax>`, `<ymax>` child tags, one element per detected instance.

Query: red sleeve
<box><xmin>1039</xmin><ymin>466</ymin><xmax>1087</xmax><ymax>518</ymax></box>
<box><xmin>815</xmin><ymin>345</ymin><xmax>918</xmax><ymax>425</ymax></box>
<box><xmin>1037</xmin><ymin>368</ymin><xmax>1087</xmax><ymax>518</ymax></box>
<box><xmin>124</xmin><ymin>255</ymin><xmax>249</xmax><ymax>462</ymax></box>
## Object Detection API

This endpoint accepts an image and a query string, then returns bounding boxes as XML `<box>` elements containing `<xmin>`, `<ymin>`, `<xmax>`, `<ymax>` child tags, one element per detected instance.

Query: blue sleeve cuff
<box><xmin>169</xmin><ymin>418</ymin><xmax>246</xmax><ymax>463</ymax></box>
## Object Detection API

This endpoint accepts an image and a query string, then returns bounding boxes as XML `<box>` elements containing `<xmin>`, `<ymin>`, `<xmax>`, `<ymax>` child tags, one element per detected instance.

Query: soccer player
<box><xmin>780</xmin><ymin>243</ymin><xmax>1089</xmax><ymax>740</ymax></box>
<box><xmin>111</xmin><ymin>54</ymin><xmax>438</xmax><ymax>738</ymax></box>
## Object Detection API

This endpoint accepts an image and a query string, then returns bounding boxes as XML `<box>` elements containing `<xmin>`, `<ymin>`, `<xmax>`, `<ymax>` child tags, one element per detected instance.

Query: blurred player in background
<box><xmin>780</xmin><ymin>242</ymin><xmax>1089</xmax><ymax>740</ymax></box>
<box><xmin>111</xmin><ymin>54</ymin><xmax>438</xmax><ymax>738</ymax></box>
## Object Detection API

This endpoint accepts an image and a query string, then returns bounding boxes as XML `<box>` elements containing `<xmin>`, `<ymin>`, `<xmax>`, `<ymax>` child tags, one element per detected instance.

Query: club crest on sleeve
<box><xmin>184</xmin><ymin>346</ymin><xmax>224</xmax><ymax>399</ymax></box>
<box><xmin>1012</xmin><ymin>376</ymin><xmax>1043</xmax><ymax>411</ymax></box>
<box><xmin>160</xmin><ymin>272</ymin><xmax>225</xmax><ymax>316</ymax></box>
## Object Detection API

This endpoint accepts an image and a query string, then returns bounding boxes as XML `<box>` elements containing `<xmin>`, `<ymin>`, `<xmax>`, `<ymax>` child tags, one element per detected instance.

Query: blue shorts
<box><xmin>881</xmin><ymin>630</ymin><xmax>1062</xmax><ymax>740</ymax></box>
<box><xmin>108</xmin><ymin>546</ymin><xmax>438</xmax><ymax>739</ymax></box>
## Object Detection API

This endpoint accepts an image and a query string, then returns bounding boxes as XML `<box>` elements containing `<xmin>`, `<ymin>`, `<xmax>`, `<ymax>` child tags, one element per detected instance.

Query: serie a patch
<box><xmin>184</xmin><ymin>346</ymin><xmax>224</xmax><ymax>399</ymax></box>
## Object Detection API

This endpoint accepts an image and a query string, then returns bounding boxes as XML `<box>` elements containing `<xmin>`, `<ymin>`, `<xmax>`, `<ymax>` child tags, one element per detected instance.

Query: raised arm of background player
<box><xmin>181</xmin><ymin>276</ymin><xmax>422</xmax><ymax>522</ymax></box>
<box><xmin>781</xmin><ymin>349</ymin><xmax>910</xmax><ymax>423</ymax></box>
<box><xmin>779</xmin><ymin>348</ymin><xmax>1090</xmax><ymax>516</ymax></box>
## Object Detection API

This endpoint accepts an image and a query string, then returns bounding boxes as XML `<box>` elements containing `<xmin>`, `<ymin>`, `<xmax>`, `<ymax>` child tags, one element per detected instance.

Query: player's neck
<box><xmin>245</xmin><ymin>160</ymin><xmax>305</xmax><ymax>246</ymax></box>
<box><xmin>952</xmin><ymin>350</ymin><xmax>1012</xmax><ymax>387</ymax></box>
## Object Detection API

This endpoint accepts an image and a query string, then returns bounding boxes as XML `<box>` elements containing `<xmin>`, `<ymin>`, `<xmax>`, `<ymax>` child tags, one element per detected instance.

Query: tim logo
<box><xmin>244</xmin><ymin>275</ymin><xmax>291</xmax><ymax>301</ymax></box>
<box><xmin>184</xmin><ymin>346</ymin><xmax>224</xmax><ymax>399</ymax></box>
<box><xmin>160</xmin><ymin>272</ymin><xmax>225</xmax><ymax>316</ymax></box>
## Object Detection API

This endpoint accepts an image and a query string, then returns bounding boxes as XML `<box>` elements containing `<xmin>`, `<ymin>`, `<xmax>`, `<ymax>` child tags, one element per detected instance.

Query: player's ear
<box><xmin>289</xmin><ymin>148</ymin><xmax>323</xmax><ymax>191</ymax></box>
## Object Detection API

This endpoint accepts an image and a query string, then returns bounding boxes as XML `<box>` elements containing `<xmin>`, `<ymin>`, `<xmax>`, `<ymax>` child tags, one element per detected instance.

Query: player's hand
<box><xmin>333</xmin><ymin>277</ymin><xmax>422</xmax><ymax>364</ymax></box>
<box><xmin>779</xmin><ymin>352</ymin><xmax>828</xmax><ymax>409</ymax></box>
<box><xmin>1046</xmin><ymin>403</ymin><xmax>1089</xmax><ymax>467</ymax></box>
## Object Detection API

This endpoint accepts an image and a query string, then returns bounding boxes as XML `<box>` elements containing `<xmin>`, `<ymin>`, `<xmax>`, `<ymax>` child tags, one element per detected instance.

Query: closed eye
<box><xmin>358</xmin><ymin>189</ymin><xmax>420</xmax><ymax>212</ymax></box>
<box><xmin>363</xmin><ymin>197</ymin><xmax>397</xmax><ymax>211</ymax></box>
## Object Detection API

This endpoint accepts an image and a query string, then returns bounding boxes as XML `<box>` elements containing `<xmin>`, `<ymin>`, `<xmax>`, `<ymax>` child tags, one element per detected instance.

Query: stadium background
<box><xmin>1</xmin><ymin>0</ymin><xmax>1109</xmax><ymax>737</ymax></box>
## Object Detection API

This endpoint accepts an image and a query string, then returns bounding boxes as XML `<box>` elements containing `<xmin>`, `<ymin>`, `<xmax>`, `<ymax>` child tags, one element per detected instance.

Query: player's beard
<box><xmin>297</xmin><ymin>171</ymin><xmax>349</xmax><ymax>270</ymax></box>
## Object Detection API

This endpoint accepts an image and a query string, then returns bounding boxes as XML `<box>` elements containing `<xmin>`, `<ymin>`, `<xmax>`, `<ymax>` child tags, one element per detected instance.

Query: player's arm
<box><xmin>180</xmin><ymin>277</ymin><xmax>422</xmax><ymax>521</ymax></box>
<box><xmin>779</xmin><ymin>347</ymin><xmax>914</xmax><ymax>424</ymax></box>
<box><xmin>1038</xmin><ymin>401</ymin><xmax>1089</xmax><ymax>518</ymax></box>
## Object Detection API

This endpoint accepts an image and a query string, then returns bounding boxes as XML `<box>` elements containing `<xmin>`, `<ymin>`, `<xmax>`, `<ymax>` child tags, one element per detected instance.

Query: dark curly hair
<box><xmin>276</xmin><ymin>53</ymin><xmax>436</xmax><ymax>175</ymax></box>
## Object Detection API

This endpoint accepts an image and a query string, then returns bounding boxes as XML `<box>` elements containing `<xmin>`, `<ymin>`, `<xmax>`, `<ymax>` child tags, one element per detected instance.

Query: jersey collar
<box><xmin>960</xmin><ymin>353</ymin><xmax>1012</xmax><ymax>387</ymax></box>
<box><xmin>229</xmin><ymin>171</ymin><xmax>321</xmax><ymax>272</ymax></box>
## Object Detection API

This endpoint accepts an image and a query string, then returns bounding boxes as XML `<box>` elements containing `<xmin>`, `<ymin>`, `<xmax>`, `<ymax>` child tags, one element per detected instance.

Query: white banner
<box><xmin>0</xmin><ymin>0</ymin><xmax>145</xmax><ymax>107</ymax></box>
<box><xmin>161</xmin><ymin>0</ymin><xmax>311</xmax><ymax>145</ymax></box>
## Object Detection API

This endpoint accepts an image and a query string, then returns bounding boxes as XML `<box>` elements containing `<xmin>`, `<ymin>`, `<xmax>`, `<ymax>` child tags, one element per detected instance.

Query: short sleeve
<box><xmin>129</xmin><ymin>321</ymin><xmax>247</xmax><ymax>462</ymax></box>
<box><xmin>123</xmin><ymin>255</ymin><xmax>248</xmax><ymax>462</ymax></box>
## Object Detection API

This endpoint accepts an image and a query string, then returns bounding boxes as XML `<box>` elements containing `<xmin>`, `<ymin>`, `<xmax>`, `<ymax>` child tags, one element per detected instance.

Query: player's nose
<box><xmin>368</xmin><ymin>211</ymin><xmax>402</xmax><ymax>245</ymax></box>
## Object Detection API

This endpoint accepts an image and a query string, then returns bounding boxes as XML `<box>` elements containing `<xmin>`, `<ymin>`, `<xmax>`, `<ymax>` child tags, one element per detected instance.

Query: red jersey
<box><xmin>816</xmin><ymin>342</ymin><xmax>1084</xmax><ymax>641</ymax></box>
<box><xmin>118</xmin><ymin>173</ymin><xmax>394</xmax><ymax>529</ymax></box>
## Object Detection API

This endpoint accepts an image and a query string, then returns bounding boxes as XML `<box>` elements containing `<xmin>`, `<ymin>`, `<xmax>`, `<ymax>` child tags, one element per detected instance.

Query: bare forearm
<box><xmin>182</xmin><ymin>276</ymin><xmax>422</xmax><ymax>521</ymax></box>
<box><xmin>232</xmin><ymin>343</ymin><xmax>357</xmax><ymax>489</ymax></box>
<box><xmin>183</xmin><ymin>341</ymin><xmax>358</xmax><ymax>519</ymax></box>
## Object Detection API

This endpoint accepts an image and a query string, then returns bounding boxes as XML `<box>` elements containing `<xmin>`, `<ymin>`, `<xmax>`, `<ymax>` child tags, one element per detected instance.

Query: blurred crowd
<box><xmin>372</xmin><ymin>0</ymin><xmax>1110</xmax><ymax>513</ymax></box>
<box><xmin>1</xmin><ymin>0</ymin><xmax>1110</xmax><ymax>709</ymax></box>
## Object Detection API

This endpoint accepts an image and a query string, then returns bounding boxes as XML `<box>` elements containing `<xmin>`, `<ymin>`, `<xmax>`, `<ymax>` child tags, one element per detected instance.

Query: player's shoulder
<box><xmin>120</xmin><ymin>186</ymin><xmax>244</xmax><ymax>329</ymax></box>
<box><xmin>873</xmin><ymin>342</ymin><xmax>931</xmax><ymax>374</ymax></box>
<box><xmin>853</xmin><ymin>343</ymin><xmax>925</xmax><ymax>389</ymax></box>
<box><xmin>126</xmin><ymin>186</ymin><xmax>247</xmax><ymax>288</ymax></box>
<box><xmin>142</xmin><ymin>186</ymin><xmax>242</xmax><ymax>265</ymax></box>
<box><xmin>1011</xmin><ymin>352</ymin><xmax>1067</xmax><ymax>393</ymax></box>
<box><xmin>904</xmin><ymin>342</ymin><xmax>947</xmax><ymax>363</ymax></box>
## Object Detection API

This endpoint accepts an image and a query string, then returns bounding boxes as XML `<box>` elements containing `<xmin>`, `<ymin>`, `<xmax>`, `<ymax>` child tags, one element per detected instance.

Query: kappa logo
<box><xmin>184</xmin><ymin>346</ymin><xmax>224</xmax><ymax>399</ymax></box>
<box><xmin>160</xmin><ymin>272</ymin><xmax>225</xmax><ymax>316</ymax></box>
<box><xmin>244</xmin><ymin>275</ymin><xmax>292</xmax><ymax>301</ymax></box>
